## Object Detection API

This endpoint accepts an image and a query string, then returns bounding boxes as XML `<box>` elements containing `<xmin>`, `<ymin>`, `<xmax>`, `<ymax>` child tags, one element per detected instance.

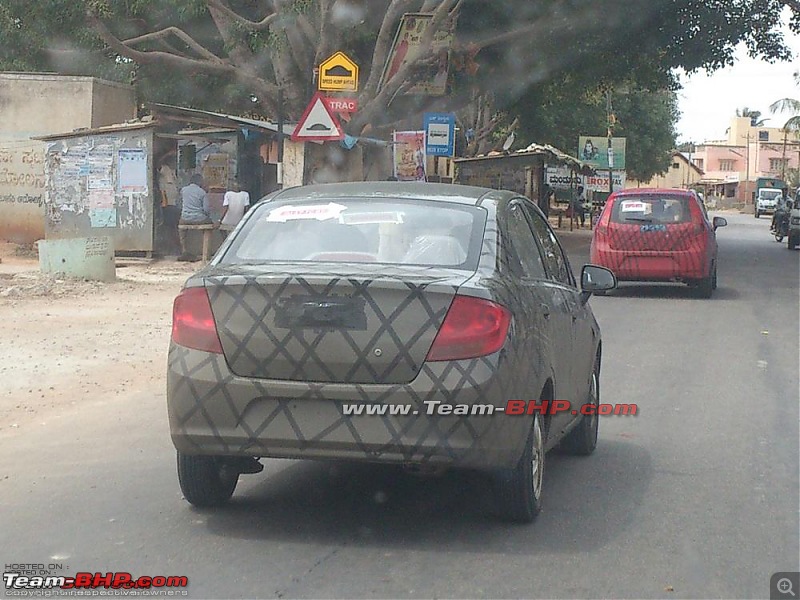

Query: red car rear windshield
<box><xmin>610</xmin><ymin>195</ymin><xmax>693</xmax><ymax>225</ymax></box>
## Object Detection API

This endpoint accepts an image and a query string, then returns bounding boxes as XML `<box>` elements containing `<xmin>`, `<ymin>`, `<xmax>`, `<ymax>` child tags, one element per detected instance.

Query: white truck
<box><xmin>755</xmin><ymin>187</ymin><xmax>784</xmax><ymax>218</ymax></box>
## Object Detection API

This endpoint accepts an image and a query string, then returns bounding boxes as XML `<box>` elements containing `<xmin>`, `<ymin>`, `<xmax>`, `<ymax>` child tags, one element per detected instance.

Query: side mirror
<box><xmin>580</xmin><ymin>265</ymin><xmax>617</xmax><ymax>304</ymax></box>
<box><xmin>713</xmin><ymin>216</ymin><xmax>727</xmax><ymax>230</ymax></box>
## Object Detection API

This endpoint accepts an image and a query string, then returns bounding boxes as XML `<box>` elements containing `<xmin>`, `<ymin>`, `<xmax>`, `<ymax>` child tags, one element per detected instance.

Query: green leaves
<box><xmin>0</xmin><ymin>0</ymin><xmax>795</xmax><ymax>134</ymax></box>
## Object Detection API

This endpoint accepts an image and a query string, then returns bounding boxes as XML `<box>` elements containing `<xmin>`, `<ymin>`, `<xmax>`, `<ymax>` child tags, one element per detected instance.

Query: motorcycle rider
<box><xmin>771</xmin><ymin>194</ymin><xmax>792</xmax><ymax>234</ymax></box>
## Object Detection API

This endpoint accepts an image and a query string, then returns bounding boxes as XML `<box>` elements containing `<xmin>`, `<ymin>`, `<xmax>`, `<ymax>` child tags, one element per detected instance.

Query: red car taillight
<box><xmin>595</xmin><ymin>202</ymin><xmax>613</xmax><ymax>236</ymax></box>
<box><xmin>172</xmin><ymin>287</ymin><xmax>223</xmax><ymax>354</ymax></box>
<box><xmin>426</xmin><ymin>296</ymin><xmax>511</xmax><ymax>362</ymax></box>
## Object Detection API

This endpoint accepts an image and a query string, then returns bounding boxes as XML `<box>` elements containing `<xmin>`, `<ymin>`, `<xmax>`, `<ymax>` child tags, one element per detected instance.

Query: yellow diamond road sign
<box><xmin>318</xmin><ymin>52</ymin><xmax>359</xmax><ymax>92</ymax></box>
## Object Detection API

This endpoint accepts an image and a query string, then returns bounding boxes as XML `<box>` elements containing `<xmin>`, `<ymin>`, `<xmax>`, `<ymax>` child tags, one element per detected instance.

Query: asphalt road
<box><xmin>1</xmin><ymin>212</ymin><xmax>798</xmax><ymax>599</ymax></box>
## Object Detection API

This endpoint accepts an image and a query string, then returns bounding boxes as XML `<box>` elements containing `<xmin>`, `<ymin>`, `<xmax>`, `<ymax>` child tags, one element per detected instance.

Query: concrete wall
<box><xmin>91</xmin><ymin>80</ymin><xmax>138</xmax><ymax>128</ymax></box>
<box><xmin>0</xmin><ymin>73</ymin><xmax>135</xmax><ymax>243</ymax></box>
<box><xmin>39</xmin><ymin>236</ymin><xmax>116</xmax><ymax>282</ymax></box>
<box><xmin>626</xmin><ymin>153</ymin><xmax>702</xmax><ymax>189</ymax></box>
<box><xmin>754</xmin><ymin>141</ymin><xmax>800</xmax><ymax>177</ymax></box>
<box><xmin>282</xmin><ymin>141</ymin><xmax>305</xmax><ymax>188</ymax></box>
<box><xmin>728</xmin><ymin>116</ymin><xmax>794</xmax><ymax>146</ymax></box>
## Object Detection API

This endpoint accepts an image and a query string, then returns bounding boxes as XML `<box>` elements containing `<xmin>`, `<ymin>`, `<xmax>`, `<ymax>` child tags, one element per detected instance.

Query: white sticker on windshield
<box><xmin>620</xmin><ymin>201</ymin><xmax>646</xmax><ymax>212</ymax></box>
<box><xmin>340</xmin><ymin>211</ymin><xmax>404</xmax><ymax>225</ymax></box>
<box><xmin>266</xmin><ymin>202</ymin><xmax>347</xmax><ymax>222</ymax></box>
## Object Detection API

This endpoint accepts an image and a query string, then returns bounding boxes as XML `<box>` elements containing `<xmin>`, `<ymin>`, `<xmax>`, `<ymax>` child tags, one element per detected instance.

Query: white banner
<box><xmin>584</xmin><ymin>171</ymin><xmax>626</xmax><ymax>193</ymax></box>
<box><xmin>545</xmin><ymin>166</ymin><xmax>582</xmax><ymax>190</ymax></box>
<box><xmin>545</xmin><ymin>166</ymin><xmax>625</xmax><ymax>193</ymax></box>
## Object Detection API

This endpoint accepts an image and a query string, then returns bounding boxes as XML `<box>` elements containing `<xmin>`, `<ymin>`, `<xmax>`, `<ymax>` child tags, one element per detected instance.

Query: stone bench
<box><xmin>178</xmin><ymin>223</ymin><xmax>215</xmax><ymax>261</ymax></box>
<box><xmin>550</xmin><ymin>207</ymin><xmax>568</xmax><ymax>228</ymax></box>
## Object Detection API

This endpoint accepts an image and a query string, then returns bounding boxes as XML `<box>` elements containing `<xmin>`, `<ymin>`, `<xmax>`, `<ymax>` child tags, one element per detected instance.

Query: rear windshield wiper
<box><xmin>623</xmin><ymin>216</ymin><xmax>653</xmax><ymax>222</ymax></box>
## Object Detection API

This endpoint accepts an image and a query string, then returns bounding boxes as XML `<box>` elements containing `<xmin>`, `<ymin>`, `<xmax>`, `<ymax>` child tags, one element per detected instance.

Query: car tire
<box><xmin>177</xmin><ymin>452</ymin><xmax>239</xmax><ymax>507</ymax></box>
<box><xmin>495</xmin><ymin>413</ymin><xmax>545</xmax><ymax>523</ymax></box>
<box><xmin>788</xmin><ymin>233</ymin><xmax>798</xmax><ymax>250</ymax></box>
<box><xmin>562</xmin><ymin>363</ymin><xmax>600</xmax><ymax>456</ymax></box>
<box><xmin>755</xmin><ymin>210</ymin><xmax>759</xmax><ymax>218</ymax></box>
<box><xmin>697</xmin><ymin>264</ymin><xmax>714</xmax><ymax>299</ymax></box>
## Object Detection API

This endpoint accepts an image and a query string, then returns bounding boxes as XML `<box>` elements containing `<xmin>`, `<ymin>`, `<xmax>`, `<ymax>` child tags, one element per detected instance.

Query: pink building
<box><xmin>692</xmin><ymin>117</ymin><xmax>799</xmax><ymax>203</ymax></box>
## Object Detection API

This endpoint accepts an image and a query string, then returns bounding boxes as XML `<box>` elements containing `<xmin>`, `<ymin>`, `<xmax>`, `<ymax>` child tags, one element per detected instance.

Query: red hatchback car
<box><xmin>590</xmin><ymin>188</ymin><xmax>727</xmax><ymax>297</ymax></box>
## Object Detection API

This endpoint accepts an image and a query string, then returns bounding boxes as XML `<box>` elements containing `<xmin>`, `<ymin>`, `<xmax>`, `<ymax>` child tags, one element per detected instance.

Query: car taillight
<box><xmin>172</xmin><ymin>287</ymin><xmax>223</xmax><ymax>354</ymax></box>
<box><xmin>596</xmin><ymin>203</ymin><xmax>612</xmax><ymax>233</ymax></box>
<box><xmin>426</xmin><ymin>296</ymin><xmax>511</xmax><ymax>362</ymax></box>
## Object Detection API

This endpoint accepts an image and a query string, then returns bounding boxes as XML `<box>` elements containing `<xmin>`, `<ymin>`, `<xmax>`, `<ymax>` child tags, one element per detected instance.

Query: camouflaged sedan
<box><xmin>167</xmin><ymin>182</ymin><xmax>616</xmax><ymax>522</ymax></box>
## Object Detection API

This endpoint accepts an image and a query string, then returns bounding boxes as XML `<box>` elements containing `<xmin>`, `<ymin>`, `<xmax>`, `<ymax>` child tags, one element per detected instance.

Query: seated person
<box><xmin>178</xmin><ymin>174</ymin><xmax>214</xmax><ymax>261</ymax></box>
<box><xmin>771</xmin><ymin>197</ymin><xmax>792</xmax><ymax>232</ymax></box>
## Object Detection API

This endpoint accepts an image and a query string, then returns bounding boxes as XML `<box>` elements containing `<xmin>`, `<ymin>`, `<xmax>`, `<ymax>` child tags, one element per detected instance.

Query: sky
<box><xmin>676</xmin><ymin>21</ymin><xmax>800</xmax><ymax>144</ymax></box>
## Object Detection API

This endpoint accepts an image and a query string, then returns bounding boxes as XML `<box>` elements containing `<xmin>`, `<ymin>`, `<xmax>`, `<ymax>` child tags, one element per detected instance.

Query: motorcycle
<box><xmin>772</xmin><ymin>210</ymin><xmax>790</xmax><ymax>242</ymax></box>
<box><xmin>771</xmin><ymin>198</ymin><xmax>800</xmax><ymax>249</ymax></box>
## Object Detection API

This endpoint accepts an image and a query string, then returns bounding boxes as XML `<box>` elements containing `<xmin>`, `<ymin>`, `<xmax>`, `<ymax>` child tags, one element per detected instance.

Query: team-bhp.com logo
<box><xmin>341</xmin><ymin>400</ymin><xmax>638</xmax><ymax>417</ymax></box>
<box><xmin>3</xmin><ymin>571</ymin><xmax>189</xmax><ymax>592</ymax></box>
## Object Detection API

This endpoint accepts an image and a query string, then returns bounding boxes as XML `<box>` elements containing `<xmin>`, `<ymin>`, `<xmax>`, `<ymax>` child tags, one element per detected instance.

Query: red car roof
<box><xmin>611</xmin><ymin>188</ymin><xmax>695</xmax><ymax>196</ymax></box>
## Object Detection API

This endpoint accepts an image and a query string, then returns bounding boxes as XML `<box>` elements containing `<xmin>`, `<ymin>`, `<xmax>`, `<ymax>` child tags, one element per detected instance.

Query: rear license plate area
<box><xmin>275</xmin><ymin>295</ymin><xmax>368</xmax><ymax>330</ymax></box>
<box><xmin>640</xmin><ymin>224</ymin><xmax>667</xmax><ymax>233</ymax></box>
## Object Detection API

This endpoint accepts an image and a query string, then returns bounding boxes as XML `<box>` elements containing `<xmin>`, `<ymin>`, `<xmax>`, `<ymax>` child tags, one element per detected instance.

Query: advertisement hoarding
<box><xmin>379</xmin><ymin>13</ymin><xmax>456</xmax><ymax>96</ymax></box>
<box><xmin>578</xmin><ymin>136</ymin><xmax>627</xmax><ymax>170</ymax></box>
<box><xmin>393</xmin><ymin>131</ymin><xmax>427</xmax><ymax>181</ymax></box>
<box><xmin>545</xmin><ymin>166</ymin><xmax>625</xmax><ymax>193</ymax></box>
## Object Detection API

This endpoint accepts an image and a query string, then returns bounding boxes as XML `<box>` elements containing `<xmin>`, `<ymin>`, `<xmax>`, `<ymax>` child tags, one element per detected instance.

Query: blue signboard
<box><xmin>424</xmin><ymin>112</ymin><xmax>455</xmax><ymax>157</ymax></box>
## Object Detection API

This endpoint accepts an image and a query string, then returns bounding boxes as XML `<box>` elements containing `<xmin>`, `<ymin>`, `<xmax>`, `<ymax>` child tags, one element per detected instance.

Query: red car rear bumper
<box><xmin>590</xmin><ymin>244</ymin><xmax>710</xmax><ymax>281</ymax></box>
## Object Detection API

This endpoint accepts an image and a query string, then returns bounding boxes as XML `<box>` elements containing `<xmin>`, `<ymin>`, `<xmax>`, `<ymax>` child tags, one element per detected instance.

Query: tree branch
<box><xmin>283</xmin><ymin>19</ymin><xmax>314</xmax><ymax>80</ymax></box>
<box><xmin>313</xmin><ymin>0</ymin><xmax>335</xmax><ymax>66</ymax></box>
<box><xmin>89</xmin><ymin>14</ymin><xmax>280</xmax><ymax>113</ymax></box>
<box><xmin>156</xmin><ymin>40</ymin><xmax>193</xmax><ymax>59</ymax></box>
<box><xmin>123</xmin><ymin>27</ymin><xmax>223</xmax><ymax>63</ymax></box>
<box><xmin>781</xmin><ymin>0</ymin><xmax>800</xmax><ymax>12</ymax></box>
<box><xmin>362</xmin><ymin>0</ymin><xmax>419</xmax><ymax>98</ymax></box>
<box><xmin>294</xmin><ymin>13</ymin><xmax>316</xmax><ymax>45</ymax></box>
<box><xmin>357</xmin><ymin>0</ymin><xmax>458</xmax><ymax>130</ymax></box>
<box><xmin>206</xmin><ymin>0</ymin><xmax>278</xmax><ymax>31</ymax></box>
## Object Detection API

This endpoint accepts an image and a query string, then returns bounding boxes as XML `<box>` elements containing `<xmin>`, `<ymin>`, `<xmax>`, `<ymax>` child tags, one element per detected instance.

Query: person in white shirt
<box><xmin>220</xmin><ymin>180</ymin><xmax>250</xmax><ymax>230</ymax></box>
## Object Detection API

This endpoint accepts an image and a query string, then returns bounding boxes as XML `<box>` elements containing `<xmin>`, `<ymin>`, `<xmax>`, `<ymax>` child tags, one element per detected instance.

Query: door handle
<box><xmin>540</xmin><ymin>303</ymin><xmax>551</xmax><ymax>319</ymax></box>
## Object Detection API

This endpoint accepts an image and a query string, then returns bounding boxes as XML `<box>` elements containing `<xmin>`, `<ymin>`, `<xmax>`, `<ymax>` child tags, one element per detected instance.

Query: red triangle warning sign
<box><xmin>291</xmin><ymin>92</ymin><xmax>345</xmax><ymax>142</ymax></box>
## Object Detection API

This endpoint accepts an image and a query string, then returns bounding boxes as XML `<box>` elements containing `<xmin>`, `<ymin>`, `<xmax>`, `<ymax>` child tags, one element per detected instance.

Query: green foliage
<box><xmin>512</xmin><ymin>80</ymin><xmax>679</xmax><ymax>183</ymax></box>
<box><xmin>770</xmin><ymin>96</ymin><xmax>800</xmax><ymax>132</ymax></box>
<box><xmin>0</xmin><ymin>0</ymin><xmax>796</xmax><ymax>130</ymax></box>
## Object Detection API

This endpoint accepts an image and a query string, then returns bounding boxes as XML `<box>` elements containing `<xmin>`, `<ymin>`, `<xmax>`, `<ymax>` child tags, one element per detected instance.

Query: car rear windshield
<box><xmin>219</xmin><ymin>198</ymin><xmax>486</xmax><ymax>269</ymax></box>
<box><xmin>610</xmin><ymin>195</ymin><xmax>693</xmax><ymax>224</ymax></box>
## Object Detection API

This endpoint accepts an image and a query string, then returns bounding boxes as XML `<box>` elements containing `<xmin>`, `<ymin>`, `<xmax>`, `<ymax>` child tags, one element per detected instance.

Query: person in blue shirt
<box><xmin>178</xmin><ymin>174</ymin><xmax>214</xmax><ymax>261</ymax></box>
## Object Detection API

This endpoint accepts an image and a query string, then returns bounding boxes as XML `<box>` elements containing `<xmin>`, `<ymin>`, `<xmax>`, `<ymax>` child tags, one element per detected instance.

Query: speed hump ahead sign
<box><xmin>318</xmin><ymin>52</ymin><xmax>359</xmax><ymax>92</ymax></box>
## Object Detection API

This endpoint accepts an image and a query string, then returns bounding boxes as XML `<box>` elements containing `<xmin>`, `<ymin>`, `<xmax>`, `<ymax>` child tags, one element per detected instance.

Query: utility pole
<box><xmin>606</xmin><ymin>90</ymin><xmax>614</xmax><ymax>196</ymax></box>
<box><xmin>277</xmin><ymin>87</ymin><xmax>284</xmax><ymax>189</ymax></box>
<box><xmin>745</xmin><ymin>132</ymin><xmax>751</xmax><ymax>205</ymax></box>
<box><xmin>781</xmin><ymin>128</ymin><xmax>788</xmax><ymax>180</ymax></box>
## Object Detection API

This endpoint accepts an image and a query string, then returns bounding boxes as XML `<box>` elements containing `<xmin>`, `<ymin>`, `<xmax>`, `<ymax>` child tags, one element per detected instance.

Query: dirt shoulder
<box><xmin>0</xmin><ymin>246</ymin><xmax>199</xmax><ymax>431</ymax></box>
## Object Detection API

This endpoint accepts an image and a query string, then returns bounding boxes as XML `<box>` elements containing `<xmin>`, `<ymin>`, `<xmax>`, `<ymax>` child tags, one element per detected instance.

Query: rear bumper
<box><xmin>591</xmin><ymin>245</ymin><xmax>710</xmax><ymax>281</ymax></box>
<box><xmin>167</xmin><ymin>344</ymin><xmax>529</xmax><ymax>470</ymax></box>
